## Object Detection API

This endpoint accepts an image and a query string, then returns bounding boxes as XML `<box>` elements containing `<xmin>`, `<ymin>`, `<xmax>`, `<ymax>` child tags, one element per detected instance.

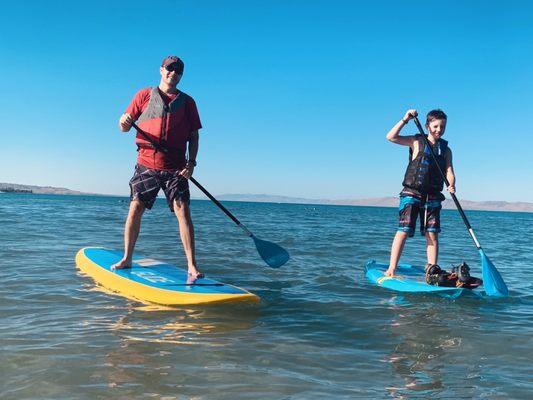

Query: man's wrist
<box><xmin>186</xmin><ymin>159</ymin><xmax>197</xmax><ymax>167</ymax></box>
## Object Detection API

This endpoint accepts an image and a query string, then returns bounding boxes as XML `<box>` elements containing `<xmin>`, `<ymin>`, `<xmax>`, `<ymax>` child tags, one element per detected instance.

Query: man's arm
<box><xmin>180</xmin><ymin>130</ymin><xmax>199</xmax><ymax>179</ymax></box>
<box><xmin>188</xmin><ymin>130</ymin><xmax>199</xmax><ymax>162</ymax></box>
<box><xmin>118</xmin><ymin>89</ymin><xmax>150</xmax><ymax>132</ymax></box>
<box><xmin>386</xmin><ymin>109</ymin><xmax>418</xmax><ymax>146</ymax></box>
<box><xmin>119</xmin><ymin>113</ymin><xmax>133</xmax><ymax>132</ymax></box>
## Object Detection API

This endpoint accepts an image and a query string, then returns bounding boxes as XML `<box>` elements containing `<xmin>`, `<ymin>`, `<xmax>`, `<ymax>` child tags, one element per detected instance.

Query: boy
<box><xmin>385</xmin><ymin>109</ymin><xmax>455</xmax><ymax>278</ymax></box>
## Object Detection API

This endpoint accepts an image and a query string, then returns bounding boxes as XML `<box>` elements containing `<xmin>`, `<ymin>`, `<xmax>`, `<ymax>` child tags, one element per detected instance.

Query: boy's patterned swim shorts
<box><xmin>397</xmin><ymin>195</ymin><xmax>442</xmax><ymax>237</ymax></box>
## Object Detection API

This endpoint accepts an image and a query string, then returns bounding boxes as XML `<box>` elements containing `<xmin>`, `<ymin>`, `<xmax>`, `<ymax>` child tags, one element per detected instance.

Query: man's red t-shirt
<box><xmin>125</xmin><ymin>87</ymin><xmax>202</xmax><ymax>170</ymax></box>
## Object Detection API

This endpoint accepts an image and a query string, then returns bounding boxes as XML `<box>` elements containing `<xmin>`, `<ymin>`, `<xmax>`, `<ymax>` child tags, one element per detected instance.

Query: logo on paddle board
<box><xmin>131</xmin><ymin>270</ymin><xmax>175</xmax><ymax>284</ymax></box>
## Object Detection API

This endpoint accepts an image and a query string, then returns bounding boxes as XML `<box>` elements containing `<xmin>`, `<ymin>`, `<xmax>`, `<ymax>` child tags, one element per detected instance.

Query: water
<box><xmin>1</xmin><ymin>193</ymin><xmax>532</xmax><ymax>399</ymax></box>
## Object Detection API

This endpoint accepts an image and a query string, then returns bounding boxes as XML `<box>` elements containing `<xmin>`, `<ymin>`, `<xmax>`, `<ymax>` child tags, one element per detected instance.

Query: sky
<box><xmin>1</xmin><ymin>1</ymin><xmax>532</xmax><ymax>202</ymax></box>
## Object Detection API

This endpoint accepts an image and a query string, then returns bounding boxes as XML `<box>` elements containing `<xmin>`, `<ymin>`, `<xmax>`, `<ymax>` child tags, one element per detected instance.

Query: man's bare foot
<box><xmin>384</xmin><ymin>267</ymin><xmax>395</xmax><ymax>277</ymax></box>
<box><xmin>185</xmin><ymin>265</ymin><xmax>204</xmax><ymax>284</ymax></box>
<box><xmin>186</xmin><ymin>271</ymin><xmax>205</xmax><ymax>285</ymax></box>
<box><xmin>111</xmin><ymin>258</ymin><xmax>132</xmax><ymax>270</ymax></box>
<box><xmin>187</xmin><ymin>264</ymin><xmax>203</xmax><ymax>277</ymax></box>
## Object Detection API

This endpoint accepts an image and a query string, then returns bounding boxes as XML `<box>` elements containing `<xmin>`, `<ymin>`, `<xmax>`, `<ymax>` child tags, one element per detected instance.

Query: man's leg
<box><xmin>112</xmin><ymin>200</ymin><xmax>145</xmax><ymax>269</ymax></box>
<box><xmin>386</xmin><ymin>231</ymin><xmax>409</xmax><ymax>276</ymax></box>
<box><xmin>425</xmin><ymin>232</ymin><xmax>438</xmax><ymax>266</ymax></box>
<box><xmin>173</xmin><ymin>199</ymin><xmax>202</xmax><ymax>278</ymax></box>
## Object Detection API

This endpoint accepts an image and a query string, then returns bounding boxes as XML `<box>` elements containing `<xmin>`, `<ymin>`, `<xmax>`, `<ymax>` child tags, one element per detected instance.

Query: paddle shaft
<box><xmin>129</xmin><ymin>121</ymin><xmax>254</xmax><ymax>237</ymax></box>
<box><xmin>412</xmin><ymin>117</ymin><xmax>482</xmax><ymax>249</ymax></box>
<box><xmin>189</xmin><ymin>177</ymin><xmax>253</xmax><ymax>237</ymax></box>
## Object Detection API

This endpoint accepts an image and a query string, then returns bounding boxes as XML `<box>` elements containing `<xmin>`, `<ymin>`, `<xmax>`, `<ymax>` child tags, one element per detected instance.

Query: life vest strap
<box><xmin>136</xmin><ymin>143</ymin><xmax>158</xmax><ymax>152</ymax></box>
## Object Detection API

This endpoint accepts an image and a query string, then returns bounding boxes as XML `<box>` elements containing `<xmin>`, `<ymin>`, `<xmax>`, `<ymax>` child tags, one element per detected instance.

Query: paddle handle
<box><xmin>129</xmin><ymin>122</ymin><xmax>253</xmax><ymax>237</ymax></box>
<box><xmin>412</xmin><ymin>117</ymin><xmax>481</xmax><ymax>249</ymax></box>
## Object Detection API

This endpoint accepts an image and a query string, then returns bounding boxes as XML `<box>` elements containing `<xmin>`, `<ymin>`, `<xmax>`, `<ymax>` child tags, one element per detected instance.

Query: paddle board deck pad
<box><xmin>365</xmin><ymin>260</ymin><xmax>481</xmax><ymax>298</ymax></box>
<box><xmin>76</xmin><ymin>247</ymin><xmax>259</xmax><ymax>305</ymax></box>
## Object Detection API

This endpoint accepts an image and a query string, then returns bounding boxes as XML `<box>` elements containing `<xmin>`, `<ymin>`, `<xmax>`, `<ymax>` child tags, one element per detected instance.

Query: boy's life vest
<box><xmin>402</xmin><ymin>134</ymin><xmax>448</xmax><ymax>196</ymax></box>
<box><xmin>135</xmin><ymin>87</ymin><xmax>190</xmax><ymax>169</ymax></box>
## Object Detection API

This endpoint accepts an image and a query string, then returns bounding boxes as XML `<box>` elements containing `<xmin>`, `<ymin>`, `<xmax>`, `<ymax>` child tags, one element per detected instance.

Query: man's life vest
<box><xmin>135</xmin><ymin>87</ymin><xmax>190</xmax><ymax>168</ymax></box>
<box><xmin>402</xmin><ymin>134</ymin><xmax>448</xmax><ymax>195</ymax></box>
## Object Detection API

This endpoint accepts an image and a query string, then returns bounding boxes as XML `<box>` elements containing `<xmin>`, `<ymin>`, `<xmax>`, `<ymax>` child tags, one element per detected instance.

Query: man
<box><xmin>112</xmin><ymin>55</ymin><xmax>203</xmax><ymax>281</ymax></box>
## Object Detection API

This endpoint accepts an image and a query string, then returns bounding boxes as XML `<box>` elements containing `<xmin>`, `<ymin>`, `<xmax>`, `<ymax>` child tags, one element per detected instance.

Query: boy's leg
<box><xmin>386</xmin><ymin>195</ymin><xmax>419</xmax><ymax>276</ymax></box>
<box><xmin>386</xmin><ymin>231</ymin><xmax>409</xmax><ymax>276</ymax></box>
<box><xmin>425</xmin><ymin>232</ymin><xmax>438</xmax><ymax>266</ymax></box>
<box><xmin>424</xmin><ymin>198</ymin><xmax>442</xmax><ymax>266</ymax></box>
<box><xmin>112</xmin><ymin>200</ymin><xmax>145</xmax><ymax>269</ymax></box>
<box><xmin>173</xmin><ymin>199</ymin><xmax>202</xmax><ymax>278</ymax></box>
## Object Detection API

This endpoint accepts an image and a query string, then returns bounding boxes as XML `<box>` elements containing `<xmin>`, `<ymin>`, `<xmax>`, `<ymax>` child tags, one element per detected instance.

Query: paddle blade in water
<box><xmin>480</xmin><ymin>249</ymin><xmax>508</xmax><ymax>297</ymax></box>
<box><xmin>252</xmin><ymin>236</ymin><xmax>290</xmax><ymax>268</ymax></box>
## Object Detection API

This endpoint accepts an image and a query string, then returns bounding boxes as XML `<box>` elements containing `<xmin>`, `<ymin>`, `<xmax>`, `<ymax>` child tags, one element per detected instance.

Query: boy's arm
<box><xmin>386</xmin><ymin>109</ymin><xmax>418</xmax><ymax>146</ymax></box>
<box><xmin>445</xmin><ymin>148</ymin><xmax>456</xmax><ymax>194</ymax></box>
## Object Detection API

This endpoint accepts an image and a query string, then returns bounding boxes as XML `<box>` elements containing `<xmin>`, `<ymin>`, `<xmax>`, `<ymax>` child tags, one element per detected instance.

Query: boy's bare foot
<box><xmin>111</xmin><ymin>258</ymin><xmax>132</xmax><ymax>270</ymax></box>
<box><xmin>384</xmin><ymin>267</ymin><xmax>395</xmax><ymax>277</ymax></box>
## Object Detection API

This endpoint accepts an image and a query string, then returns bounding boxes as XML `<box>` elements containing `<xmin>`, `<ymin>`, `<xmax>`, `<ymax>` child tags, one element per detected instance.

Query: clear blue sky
<box><xmin>1</xmin><ymin>1</ymin><xmax>532</xmax><ymax>201</ymax></box>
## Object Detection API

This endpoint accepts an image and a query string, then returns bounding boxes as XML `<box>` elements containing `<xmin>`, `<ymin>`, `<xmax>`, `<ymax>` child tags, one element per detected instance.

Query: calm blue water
<box><xmin>1</xmin><ymin>193</ymin><xmax>532</xmax><ymax>399</ymax></box>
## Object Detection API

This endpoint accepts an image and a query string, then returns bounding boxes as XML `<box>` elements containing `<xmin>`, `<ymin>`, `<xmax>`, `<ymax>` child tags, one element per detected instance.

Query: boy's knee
<box><xmin>395</xmin><ymin>230</ymin><xmax>409</xmax><ymax>241</ymax></box>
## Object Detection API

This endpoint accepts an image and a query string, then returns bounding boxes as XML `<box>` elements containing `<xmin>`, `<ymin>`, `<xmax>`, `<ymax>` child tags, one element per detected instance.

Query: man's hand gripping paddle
<box><xmin>130</xmin><ymin>121</ymin><xmax>290</xmax><ymax>268</ymax></box>
<box><xmin>413</xmin><ymin>116</ymin><xmax>508</xmax><ymax>297</ymax></box>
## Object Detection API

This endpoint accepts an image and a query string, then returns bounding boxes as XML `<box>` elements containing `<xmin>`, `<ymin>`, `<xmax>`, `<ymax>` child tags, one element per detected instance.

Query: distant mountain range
<box><xmin>0</xmin><ymin>182</ymin><xmax>85</xmax><ymax>195</ymax></box>
<box><xmin>2</xmin><ymin>183</ymin><xmax>532</xmax><ymax>213</ymax></box>
<box><xmin>217</xmin><ymin>194</ymin><xmax>533</xmax><ymax>213</ymax></box>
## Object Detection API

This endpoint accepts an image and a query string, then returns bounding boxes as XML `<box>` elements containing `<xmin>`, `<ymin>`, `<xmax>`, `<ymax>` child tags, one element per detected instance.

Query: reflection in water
<box><xmin>88</xmin><ymin>302</ymin><xmax>260</xmax><ymax>392</ymax></box>
<box><xmin>384</xmin><ymin>298</ymin><xmax>468</xmax><ymax>398</ymax></box>
<box><xmin>109</xmin><ymin>309</ymin><xmax>255</xmax><ymax>346</ymax></box>
<box><xmin>79</xmin><ymin>272</ymin><xmax>258</xmax><ymax>343</ymax></box>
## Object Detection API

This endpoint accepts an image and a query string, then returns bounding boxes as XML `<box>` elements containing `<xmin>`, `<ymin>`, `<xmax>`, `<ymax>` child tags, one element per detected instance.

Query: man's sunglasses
<box><xmin>165</xmin><ymin>63</ymin><xmax>183</xmax><ymax>73</ymax></box>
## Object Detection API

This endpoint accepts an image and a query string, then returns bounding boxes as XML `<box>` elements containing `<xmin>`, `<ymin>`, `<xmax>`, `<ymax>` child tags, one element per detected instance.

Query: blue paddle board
<box><xmin>365</xmin><ymin>260</ymin><xmax>477</xmax><ymax>298</ymax></box>
<box><xmin>75</xmin><ymin>247</ymin><xmax>259</xmax><ymax>305</ymax></box>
